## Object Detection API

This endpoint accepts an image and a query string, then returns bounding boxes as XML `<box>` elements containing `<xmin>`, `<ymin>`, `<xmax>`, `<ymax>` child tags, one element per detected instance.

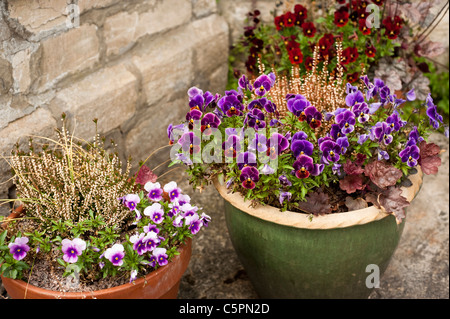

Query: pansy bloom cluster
<box><xmin>168</xmin><ymin>69</ymin><xmax>447</xmax><ymax>224</ymax></box>
<box><xmin>0</xmin><ymin>180</ymin><xmax>209</xmax><ymax>284</ymax></box>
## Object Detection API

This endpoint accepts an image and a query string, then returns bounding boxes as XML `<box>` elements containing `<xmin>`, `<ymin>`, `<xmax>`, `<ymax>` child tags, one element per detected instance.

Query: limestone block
<box><xmin>7</xmin><ymin>0</ymin><xmax>69</xmax><ymax>39</ymax></box>
<box><xmin>78</xmin><ymin>0</ymin><xmax>121</xmax><ymax>12</ymax></box>
<box><xmin>103</xmin><ymin>0</ymin><xmax>192</xmax><ymax>56</ymax></box>
<box><xmin>0</xmin><ymin>57</ymin><xmax>13</xmax><ymax>94</ymax></box>
<box><xmin>192</xmin><ymin>0</ymin><xmax>218</xmax><ymax>19</ymax></box>
<box><xmin>12</xmin><ymin>47</ymin><xmax>33</xmax><ymax>94</ymax></box>
<box><xmin>39</xmin><ymin>24</ymin><xmax>100</xmax><ymax>91</ymax></box>
<box><xmin>52</xmin><ymin>63</ymin><xmax>138</xmax><ymax>141</ymax></box>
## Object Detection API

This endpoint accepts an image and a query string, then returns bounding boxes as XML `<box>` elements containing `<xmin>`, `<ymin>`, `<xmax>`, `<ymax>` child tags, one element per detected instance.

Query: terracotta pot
<box><xmin>213</xmin><ymin>169</ymin><xmax>423</xmax><ymax>299</ymax></box>
<box><xmin>1</xmin><ymin>208</ymin><xmax>192</xmax><ymax>299</ymax></box>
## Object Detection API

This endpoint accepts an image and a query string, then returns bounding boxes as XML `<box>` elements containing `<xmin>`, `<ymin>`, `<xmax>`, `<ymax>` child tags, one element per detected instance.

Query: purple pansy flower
<box><xmin>287</xmin><ymin>94</ymin><xmax>311</xmax><ymax>118</ymax></box>
<box><xmin>144</xmin><ymin>203</ymin><xmax>165</xmax><ymax>224</ymax></box>
<box><xmin>426</xmin><ymin>94</ymin><xmax>443</xmax><ymax>129</ymax></box>
<box><xmin>186</xmin><ymin>108</ymin><xmax>202</xmax><ymax>130</ymax></box>
<box><xmin>167</xmin><ymin>123</ymin><xmax>186</xmax><ymax>145</ymax></box>
<box><xmin>201</xmin><ymin>113</ymin><xmax>221</xmax><ymax>135</ymax></box>
<box><xmin>293</xmin><ymin>155</ymin><xmax>323</xmax><ymax>179</ymax></box>
<box><xmin>187</xmin><ymin>214</ymin><xmax>203</xmax><ymax>235</ymax></box>
<box><xmin>200</xmin><ymin>213</ymin><xmax>211</xmax><ymax>227</ymax></box>
<box><xmin>237</xmin><ymin>151</ymin><xmax>257</xmax><ymax>170</ymax></box>
<box><xmin>279</xmin><ymin>191</ymin><xmax>292</xmax><ymax>205</ymax></box>
<box><xmin>144</xmin><ymin>224</ymin><xmax>160</xmax><ymax>234</ymax></box>
<box><xmin>130</xmin><ymin>233</ymin><xmax>148</xmax><ymax>255</ymax></box>
<box><xmin>352</xmin><ymin>102</ymin><xmax>370</xmax><ymax>123</ymax></box>
<box><xmin>291</xmin><ymin>139</ymin><xmax>314</xmax><ymax>158</ymax></box>
<box><xmin>399</xmin><ymin>145</ymin><xmax>420</xmax><ymax>167</ymax></box>
<box><xmin>240</xmin><ymin>166</ymin><xmax>260</xmax><ymax>189</ymax></box>
<box><xmin>406</xmin><ymin>88</ymin><xmax>416</xmax><ymax>101</ymax></box>
<box><xmin>336</xmin><ymin>110</ymin><xmax>356</xmax><ymax>134</ymax></box>
<box><xmin>253</xmin><ymin>74</ymin><xmax>273</xmax><ymax>96</ymax></box>
<box><xmin>386</xmin><ymin>112</ymin><xmax>405</xmax><ymax>131</ymax></box>
<box><xmin>178</xmin><ymin>132</ymin><xmax>201</xmax><ymax>154</ymax></box>
<box><xmin>249</xmin><ymin>133</ymin><xmax>268</xmax><ymax>153</ymax></box>
<box><xmin>144</xmin><ymin>182</ymin><xmax>163</xmax><ymax>202</ymax></box>
<box><xmin>357</xmin><ymin>133</ymin><xmax>369</xmax><ymax>145</ymax></box>
<box><xmin>222</xmin><ymin>135</ymin><xmax>242</xmax><ymax>158</ymax></box>
<box><xmin>336</xmin><ymin>136</ymin><xmax>349</xmax><ymax>154</ymax></box>
<box><xmin>278</xmin><ymin>175</ymin><xmax>292</xmax><ymax>187</ymax></box>
<box><xmin>245</xmin><ymin>108</ymin><xmax>266</xmax><ymax>131</ymax></box>
<box><xmin>267</xmin><ymin>133</ymin><xmax>289</xmax><ymax>160</ymax></box>
<box><xmin>319</xmin><ymin>140</ymin><xmax>341</xmax><ymax>164</ymax></box>
<box><xmin>345</xmin><ymin>90</ymin><xmax>364</xmax><ymax>107</ymax></box>
<box><xmin>370</xmin><ymin>122</ymin><xmax>393</xmax><ymax>145</ymax></box>
<box><xmin>144</xmin><ymin>231</ymin><xmax>160</xmax><ymax>252</ymax></box>
<box><xmin>61</xmin><ymin>238</ymin><xmax>87</xmax><ymax>263</ymax></box>
<box><xmin>8</xmin><ymin>237</ymin><xmax>30</xmax><ymax>261</ymax></box>
<box><xmin>304</xmin><ymin>106</ymin><xmax>322</xmax><ymax>129</ymax></box>
<box><xmin>406</xmin><ymin>126</ymin><xmax>424</xmax><ymax>146</ymax></box>
<box><xmin>152</xmin><ymin>248</ymin><xmax>168</xmax><ymax>267</ymax></box>
<box><xmin>329</xmin><ymin>124</ymin><xmax>345</xmax><ymax>140</ymax></box>
<box><xmin>121</xmin><ymin>194</ymin><xmax>140</xmax><ymax>211</ymax></box>
<box><xmin>248</xmin><ymin>97</ymin><xmax>268</xmax><ymax>111</ymax></box>
<box><xmin>378</xmin><ymin>149</ymin><xmax>390</xmax><ymax>160</ymax></box>
<box><xmin>218</xmin><ymin>93</ymin><xmax>244</xmax><ymax>117</ymax></box>
<box><xmin>104</xmin><ymin>244</ymin><xmax>125</xmax><ymax>267</ymax></box>
<box><xmin>238</xmin><ymin>74</ymin><xmax>253</xmax><ymax>91</ymax></box>
<box><xmin>260</xmin><ymin>164</ymin><xmax>275</xmax><ymax>175</ymax></box>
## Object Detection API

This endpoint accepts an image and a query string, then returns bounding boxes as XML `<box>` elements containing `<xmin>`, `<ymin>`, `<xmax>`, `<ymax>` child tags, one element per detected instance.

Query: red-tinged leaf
<box><xmin>364</xmin><ymin>160</ymin><xmax>402</xmax><ymax>189</ymax></box>
<box><xmin>345</xmin><ymin>196</ymin><xmax>368</xmax><ymax>211</ymax></box>
<box><xmin>416</xmin><ymin>41</ymin><xmax>446</xmax><ymax>58</ymax></box>
<box><xmin>339</xmin><ymin>174</ymin><xmax>366</xmax><ymax>194</ymax></box>
<box><xmin>343</xmin><ymin>160</ymin><xmax>364</xmax><ymax>175</ymax></box>
<box><xmin>355</xmin><ymin>153</ymin><xmax>367</xmax><ymax>166</ymax></box>
<box><xmin>135</xmin><ymin>165</ymin><xmax>158</xmax><ymax>186</ymax></box>
<box><xmin>378</xmin><ymin>186</ymin><xmax>410</xmax><ymax>224</ymax></box>
<box><xmin>419</xmin><ymin>141</ymin><xmax>442</xmax><ymax>175</ymax></box>
<box><xmin>297</xmin><ymin>190</ymin><xmax>332</xmax><ymax>215</ymax></box>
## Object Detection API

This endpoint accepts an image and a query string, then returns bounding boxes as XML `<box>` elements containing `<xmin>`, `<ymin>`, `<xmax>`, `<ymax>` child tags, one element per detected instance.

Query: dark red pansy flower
<box><xmin>358</xmin><ymin>19</ymin><xmax>371</xmax><ymax>35</ymax></box>
<box><xmin>349</xmin><ymin>11</ymin><xmax>359</xmax><ymax>22</ymax></box>
<box><xmin>341</xmin><ymin>47</ymin><xmax>352</xmax><ymax>65</ymax></box>
<box><xmin>286</xmin><ymin>40</ymin><xmax>300</xmax><ymax>52</ymax></box>
<box><xmin>245</xmin><ymin>56</ymin><xmax>257</xmax><ymax>74</ymax></box>
<box><xmin>334</xmin><ymin>8</ymin><xmax>349</xmax><ymax>27</ymax></box>
<box><xmin>275</xmin><ymin>14</ymin><xmax>285</xmax><ymax>30</ymax></box>
<box><xmin>304</xmin><ymin>56</ymin><xmax>314</xmax><ymax>71</ymax></box>
<box><xmin>301</xmin><ymin>22</ymin><xmax>316</xmax><ymax>38</ymax></box>
<box><xmin>288</xmin><ymin>47</ymin><xmax>303</xmax><ymax>64</ymax></box>
<box><xmin>294</xmin><ymin>4</ymin><xmax>307</xmax><ymax>25</ymax></box>
<box><xmin>284</xmin><ymin>11</ymin><xmax>296</xmax><ymax>27</ymax></box>
<box><xmin>347</xmin><ymin>72</ymin><xmax>359</xmax><ymax>83</ymax></box>
<box><xmin>347</xmin><ymin>47</ymin><xmax>359</xmax><ymax>63</ymax></box>
<box><xmin>365</xmin><ymin>45</ymin><xmax>376</xmax><ymax>58</ymax></box>
<box><xmin>336</xmin><ymin>0</ymin><xmax>346</xmax><ymax>4</ymax></box>
<box><xmin>383</xmin><ymin>16</ymin><xmax>402</xmax><ymax>39</ymax></box>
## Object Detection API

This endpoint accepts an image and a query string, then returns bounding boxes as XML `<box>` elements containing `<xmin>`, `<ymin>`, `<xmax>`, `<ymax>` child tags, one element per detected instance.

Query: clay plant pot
<box><xmin>1</xmin><ymin>207</ymin><xmax>192</xmax><ymax>299</ymax></box>
<box><xmin>213</xmin><ymin>169</ymin><xmax>423</xmax><ymax>299</ymax></box>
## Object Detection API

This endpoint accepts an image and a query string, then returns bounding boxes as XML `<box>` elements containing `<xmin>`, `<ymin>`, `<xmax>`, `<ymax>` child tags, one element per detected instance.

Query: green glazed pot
<box><xmin>214</xmin><ymin>169</ymin><xmax>423</xmax><ymax>299</ymax></box>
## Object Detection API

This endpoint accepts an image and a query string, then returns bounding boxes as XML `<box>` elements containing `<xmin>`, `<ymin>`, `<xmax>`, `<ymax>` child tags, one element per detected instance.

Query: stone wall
<box><xmin>0</xmin><ymin>0</ymin><xmax>229</xmax><ymax>217</ymax></box>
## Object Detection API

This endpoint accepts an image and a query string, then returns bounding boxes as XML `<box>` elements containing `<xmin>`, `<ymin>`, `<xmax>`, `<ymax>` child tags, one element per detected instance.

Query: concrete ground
<box><xmin>1</xmin><ymin>134</ymin><xmax>448</xmax><ymax>299</ymax></box>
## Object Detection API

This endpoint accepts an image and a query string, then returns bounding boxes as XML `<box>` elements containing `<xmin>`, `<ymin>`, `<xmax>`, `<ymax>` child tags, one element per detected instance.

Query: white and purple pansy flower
<box><xmin>61</xmin><ymin>238</ymin><xmax>87</xmax><ymax>263</ymax></box>
<box><xmin>130</xmin><ymin>233</ymin><xmax>148</xmax><ymax>255</ymax></box>
<box><xmin>8</xmin><ymin>236</ymin><xmax>30</xmax><ymax>261</ymax></box>
<box><xmin>336</xmin><ymin>110</ymin><xmax>356</xmax><ymax>134</ymax></box>
<box><xmin>253</xmin><ymin>74</ymin><xmax>274</xmax><ymax>96</ymax></box>
<box><xmin>163</xmin><ymin>181</ymin><xmax>181</xmax><ymax>202</ymax></box>
<box><xmin>144</xmin><ymin>203</ymin><xmax>165</xmax><ymax>224</ymax></box>
<box><xmin>187</xmin><ymin>214</ymin><xmax>203</xmax><ymax>235</ymax></box>
<box><xmin>144</xmin><ymin>231</ymin><xmax>160</xmax><ymax>252</ymax></box>
<box><xmin>104</xmin><ymin>244</ymin><xmax>125</xmax><ymax>267</ymax></box>
<box><xmin>370</xmin><ymin>121</ymin><xmax>393</xmax><ymax>145</ymax></box>
<box><xmin>152</xmin><ymin>248</ymin><xmax>168</xmax><ymax>267</ymax></box>
<box><xmin>144</xmin><ymin>182</ymin><xmax>163</xmax><ymax>202</ymax></box>
<box><xmin>399</xmin><ymin>145</ymin><xmax>420</xmax><ymax>167</ymax></box>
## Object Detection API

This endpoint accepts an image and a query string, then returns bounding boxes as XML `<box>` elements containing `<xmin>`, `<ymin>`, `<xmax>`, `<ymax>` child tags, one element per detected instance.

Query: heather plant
<box><xmin>168</xmin><ymin>43</ymin><xmax>447</xmax><ymax>224</ymax></box>
<box><xmin>0</xmin><ymin>117</ymin><xmax>210</xmax><ymax>288</ymax></box>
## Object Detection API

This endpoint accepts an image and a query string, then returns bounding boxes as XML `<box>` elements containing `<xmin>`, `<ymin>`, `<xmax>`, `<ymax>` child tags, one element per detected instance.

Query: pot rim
<box><xmin>213</xmin><ymin>167</ymin><xmax>423</xmax><ymax>230</ymax></box>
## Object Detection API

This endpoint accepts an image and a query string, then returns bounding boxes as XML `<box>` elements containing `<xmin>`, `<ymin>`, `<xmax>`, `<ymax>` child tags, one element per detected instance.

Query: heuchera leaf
<box><xmin>364</xmin><ymin>160</ymin><xmax>402</xmax><ymax>189</ymax></box>
<box><xmin>135</xmin><ymin>165</ymin><xmax>158</xmax><ymax>186</ymax></box>
<box><xmin>418</xmin><ymin>141</ymin><xmax>442</xmax><ymax>175</ymax></box>
<box><xmin>339</xmin><ymin>174</ymin><xmax>366</xmax><ymax>194</ymax></box>
<box><xmin>343</xmin><ymin>160</ymin><xmax>364</xmax><ymax>175</ymax></box>
<box><xmin>364</xmin><ymin>187</ymin><xmax>410</xmax><ymax>224</ymax></box>
<box><xmin>297</xmin><ymin>190</ymin><xmax>332</xmax><ymax>215</ymax></box>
